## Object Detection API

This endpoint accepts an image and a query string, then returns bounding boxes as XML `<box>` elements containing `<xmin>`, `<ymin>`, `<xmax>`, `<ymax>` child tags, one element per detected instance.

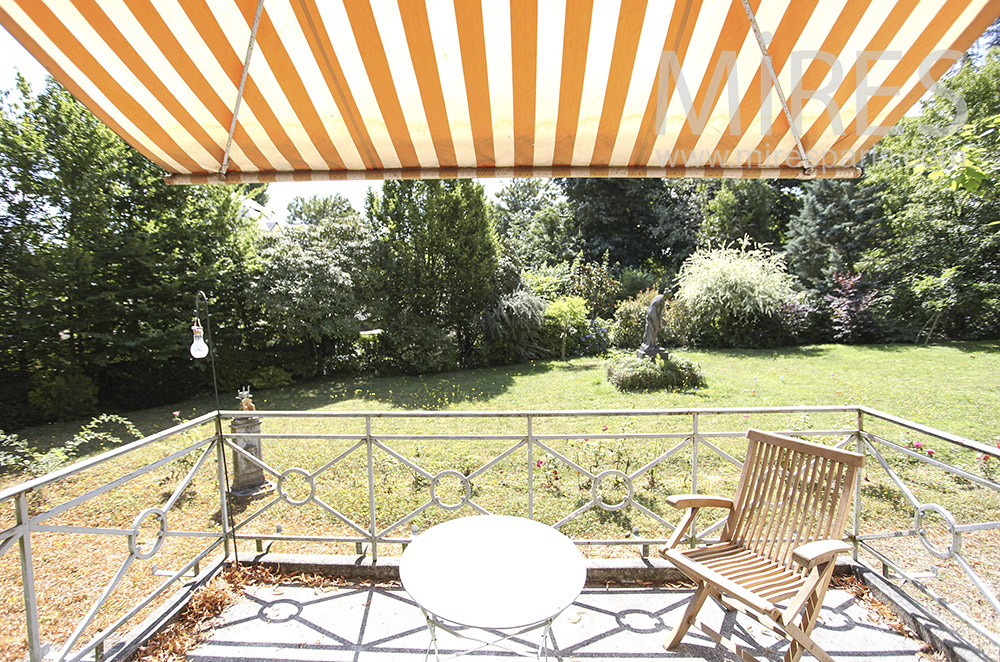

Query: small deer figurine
<box><xmin>237</xmin><ymin>386</ymin><xmax>256</xmax><ymax>411</ymax></box>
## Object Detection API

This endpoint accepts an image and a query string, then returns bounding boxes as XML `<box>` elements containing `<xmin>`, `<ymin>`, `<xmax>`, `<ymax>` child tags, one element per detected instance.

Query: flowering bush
<box><xmin>575</xmin><ymin>318</ymin><xmax>611</xmax><ymax>356</ymax></box>
<box><xmin>904</xmin><ymin>438</ymin><xmax>937</xmax><ymax>460</ymax></box>
<box><xmin>977</xmin><ymin>443</ymin><xmax>1000</xmax><ymax>481</ymax></box>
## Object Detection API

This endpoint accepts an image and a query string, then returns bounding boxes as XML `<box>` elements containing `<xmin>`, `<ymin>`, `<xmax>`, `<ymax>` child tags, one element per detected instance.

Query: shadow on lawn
<box><xmin>858</xmin><ymin>340</ymin><xmax>999</xmax><ymax>355</ymax></box>
<box><xmin>699</xmin><ymin>345</ymin><xmax>831</xmax><ymax>359</ymax></box>
<box><xmin>253</xmin><ymin>361</ymin><xmax>555</xmax><ymax>411</ymax></box>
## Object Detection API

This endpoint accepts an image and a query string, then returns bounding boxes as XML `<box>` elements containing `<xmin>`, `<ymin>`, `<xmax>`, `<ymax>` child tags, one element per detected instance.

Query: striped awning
<box><xmin>2</xmin><ymin>0</ymin><xmax>997</xmax><ymax>184</ymax></box>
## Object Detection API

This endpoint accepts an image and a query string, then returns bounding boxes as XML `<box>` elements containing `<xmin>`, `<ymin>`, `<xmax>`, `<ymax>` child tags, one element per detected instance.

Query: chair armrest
<box><xmin>665</xmin><ymin>494</ymin><xmax>733</xmax><ymax>510</ymax></box>
<box><xmin>791</xmin><ymin>539</ymin><xmax>852</xmax><ymax>570</ymax></box>
<box><xmin>659</xmin><ymin>495</ymin><xmax>734</xmax><ymax>555</ymax></box>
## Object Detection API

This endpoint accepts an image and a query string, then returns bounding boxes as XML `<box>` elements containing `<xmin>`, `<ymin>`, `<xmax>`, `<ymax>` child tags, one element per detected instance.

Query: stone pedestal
<box><xmin>636</xmin><ymin>345</ymin><xmax>670</xmax><ymax>362</ymax></box>
<box><xmin>229</xmin><ymin>416</ymin><xmax>273</xmax><ymax>498</ymax></box>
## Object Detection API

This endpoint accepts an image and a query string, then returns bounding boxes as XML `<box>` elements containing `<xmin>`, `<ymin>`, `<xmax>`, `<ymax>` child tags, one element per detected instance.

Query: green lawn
<box><xmin>14</xmin><ymin>341</ymin><xmax>1000</xmax><ymax>451</ymax></box>
<box><xmin>3</xmin><ymin>341</ymin><xmax>999</xmax><ymax>661</ymax></box>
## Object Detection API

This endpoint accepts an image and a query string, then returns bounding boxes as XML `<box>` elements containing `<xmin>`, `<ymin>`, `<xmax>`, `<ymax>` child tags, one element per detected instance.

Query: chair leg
<box><xmin>664</xmin><ymin>581</ymin><xmax>711</xmax><ymax>650</ymax></box>
<box><xmin>783</xmin><ymin>565</ymin><xmax>836</xmax><ymax>662</ymax></box>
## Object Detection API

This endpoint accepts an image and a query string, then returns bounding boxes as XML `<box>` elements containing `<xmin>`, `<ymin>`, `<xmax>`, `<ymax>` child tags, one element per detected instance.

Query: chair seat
<box><xmin>666</xmin><ymin>543</ymin><xmax>811</xmax><ymax>626</ymax></box>
<box><xmin>691</xmin><ymin>543</ymin><xmax>808</xmax><ymax>600</ymax></box>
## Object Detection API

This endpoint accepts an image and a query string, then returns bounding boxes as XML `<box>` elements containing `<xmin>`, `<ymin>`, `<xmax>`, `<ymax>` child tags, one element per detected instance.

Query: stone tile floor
<box><xmin>186</xmin><ymin>581</ymin><xmax>928</xmax><ymax>661</ymax></box>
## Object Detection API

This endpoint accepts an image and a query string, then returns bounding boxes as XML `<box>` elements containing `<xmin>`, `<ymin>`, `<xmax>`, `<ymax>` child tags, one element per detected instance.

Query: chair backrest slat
<box><xmin>724</xmin><ymin>429</ymin><xmax>862</xmax><ymax>570</ymax></box>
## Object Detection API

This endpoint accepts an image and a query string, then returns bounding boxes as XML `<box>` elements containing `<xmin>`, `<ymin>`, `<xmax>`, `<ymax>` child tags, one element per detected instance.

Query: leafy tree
<box><xmin>254</xmin><ymin>223</ymin><xmax>359</xmax><ymax>348</ymax></box>
<box><xmin>494</xmin><ymin>178</ymin><xmax>559</xmax><ymax>237</ymax></box>
<box><xmin>859</xmin><ymin>49</ymin><xmax>1000</xmax><ymax>340</ymax></box>
<box><xmin>516</xmin><ymin>202</ymin><xmax>578</xmax><ymax>267</ymax></box>
<box><xmin>366</xmin><ymin>180</ymin><xmax>500</xmax><ymax>366</ymax></box>
<box><xmin>784</xmin><ymin>178</ymin><xmax>883</xmax><ymax>292</ymax></box>
<box><xmin>569</xmin><ymin>252</ymin><xmax>621</xmax><ymax>319</ymax></box>
<box><xmin>0</xmin><ymin>77</ymin><xmax>258</xmax><ymax>422</ymax></box>
<box><xmin>286</xmin><ymin>193</ymin><xmax>356</xmax><ymax>225</ymax></box>
<box><xmin>543</xmin><ymin>296</ymin><xmax>589</xmax><ymax>360</ymax></box>
<box><xmin>696</xmin><ymin>180</ymin><xmax>799</xmax><ymax>247</ymax></box>
<box><xmin>559</xmin><ymin>178</ymin><xmax>700</xmax><ymax>271</ymax></box>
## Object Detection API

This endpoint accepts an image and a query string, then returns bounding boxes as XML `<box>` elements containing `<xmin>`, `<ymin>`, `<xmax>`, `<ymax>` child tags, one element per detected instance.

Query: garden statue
<box><xmin>637</xmin><ymin>292</ymin><xmax>670</xmax><ymax>362</ymax></box>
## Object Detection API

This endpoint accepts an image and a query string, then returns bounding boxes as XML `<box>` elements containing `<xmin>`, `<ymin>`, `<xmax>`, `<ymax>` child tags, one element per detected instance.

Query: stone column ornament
<box><xmin>229</xmin><ymin>387</ymin><xmax>273</xmax><ymax>498</ymax></box>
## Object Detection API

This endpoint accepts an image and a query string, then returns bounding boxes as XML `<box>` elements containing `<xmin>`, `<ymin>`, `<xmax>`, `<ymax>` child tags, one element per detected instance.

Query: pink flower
<box><xmin>171</xmin><ymin>410</ymin><xmax>180</xmax><ymax>417</ymax></box>
<box><xmin>914</xmin><ymin>441</ymin><xmax>923</xmax><ymax>449</ymax></box>
<box><xmin>926</xmin><ymin>449</ymin><xmax>936</xmax><ymax>456</ymax></box>
<box><xmin>536</xmin><ymin>459</ymin><xmax>543</xmax><ymax>467</ymax></box>
<box><xmin>601</xmin><ymin>425</ymin><xmax>608</xmax><ymax>432</ymax></box>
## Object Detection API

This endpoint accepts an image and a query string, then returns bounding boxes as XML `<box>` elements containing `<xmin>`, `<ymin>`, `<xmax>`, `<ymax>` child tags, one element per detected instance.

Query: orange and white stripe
<box><xmin>2</xmin><ymin>0</ymin><xmax>996</xmax><ymax>183</ymax></box>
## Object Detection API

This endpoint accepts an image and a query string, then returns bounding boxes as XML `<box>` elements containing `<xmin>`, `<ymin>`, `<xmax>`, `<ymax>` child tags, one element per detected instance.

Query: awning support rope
<box><xmin>739</xmin><ymin>0</ymin><xmax>816</xmax><ymax>177</ymax></box>
<box><xmin>220</xmin><ymin>0</ymin><xmax>266</xmax><ymax>181</ymax></box>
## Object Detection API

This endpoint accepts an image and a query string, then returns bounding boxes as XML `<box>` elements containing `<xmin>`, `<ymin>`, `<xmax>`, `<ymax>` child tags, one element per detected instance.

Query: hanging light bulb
<box><xmin>190</xmin><ymin>319</ymin><xmax>209</xmax><ymax>359</ymax></box>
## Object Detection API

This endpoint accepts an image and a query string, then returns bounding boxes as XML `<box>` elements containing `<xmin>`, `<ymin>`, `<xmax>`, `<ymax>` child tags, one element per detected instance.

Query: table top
<box><xmin>399</xmin><ymin>515</ymin><xmax>586</xmax><ymax>630</ymax></box>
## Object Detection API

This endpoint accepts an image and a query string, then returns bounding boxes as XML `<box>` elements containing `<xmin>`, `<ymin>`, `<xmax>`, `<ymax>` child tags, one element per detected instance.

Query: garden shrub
<box><xmin>609</xmin><ymin>289</ymin><xmax>659</xmax><ymax>349</ymax></box>
<box><xmin>252</xmin><ymin>366</ymin><xmax>294</xmax><ymax>388</ymax></box>
<box><xmin>65</xmin><ymin>414</ymin><xmax>143</xmax><ymax>458</ymax></box>
<box><xmin>482</xmin><ymin>289</ymin><xmax>547</xmax><ymax>364</ymax></box>
<box><xmin>1</xmin><ymin>415</ymin><xmax>143</xmax><ymax>477</ymax></box>
<box><xmin>0</xmin><ymin>430</ymin><xmax>38</xmax><ymax>475</ymax></box>
<box><xmin>605</xmin><ymin>351</ymin><xmax>705</xmax><ymax>392</ymax></box>
<box><xmin>27</xmin><ymin>360</ymin><xmax>99</xmax><ymax>421</ymax></box>
<box><xmin>779</xmin><ymin>291</ymin><xmax>831</xmax><ymax>345</ymax></box>
<box><xmin>100</xmin><ymin>359</ymin><xmax>200</xmax><ymax>409</ymax></box>
<box><xmin>673</xmin><ymin>240</ymin><xmax>796</xmax><ymax>348</ymax></box>
<box><xmin>826</xmin><ymin>272</ymin><xmax>879</xmax><ymax>343</ymax></box>
<box><xmin>541</xmin><ymin>296</ymin><xmax>590</xmax><ymax>359</ymax></box>
<box><xmin>380</xmin><ymin>313</ymin><xmax>459</xmax><ymax>375</ymax></box>
<box><xmin>577</xmin><ymin>318</ymin><xmax>611</xmax><ymax>356</ymax></box>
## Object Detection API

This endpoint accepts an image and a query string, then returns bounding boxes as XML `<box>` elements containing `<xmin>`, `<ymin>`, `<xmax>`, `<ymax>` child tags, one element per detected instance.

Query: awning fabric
<box><xmin>2</xmin><ymin>0</ymin><xmax>997</xmax><ymax>184</ymax></box>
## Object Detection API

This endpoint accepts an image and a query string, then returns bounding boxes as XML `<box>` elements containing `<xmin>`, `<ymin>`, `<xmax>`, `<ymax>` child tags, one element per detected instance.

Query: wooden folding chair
<box><xmin>659</xmin><ymin>429</ymin><xmax>864</xmax><ymax>662</ymax></box>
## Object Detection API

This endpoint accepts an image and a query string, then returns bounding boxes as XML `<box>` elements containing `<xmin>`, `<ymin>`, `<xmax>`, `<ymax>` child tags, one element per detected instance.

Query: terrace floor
<box><xmin>186</xmin><ymin>580</ymin><xmax>930</xmax><ymax>662</ymax></box>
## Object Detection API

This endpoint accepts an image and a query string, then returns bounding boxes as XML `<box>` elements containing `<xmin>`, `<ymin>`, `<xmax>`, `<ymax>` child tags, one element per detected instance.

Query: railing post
<box><xmin>16</xmin><ymin>492</ymin><xmax>44</xmax><ymax>662</ymax></box>
<box><xmin>214</xmin><ymin>411</ymin><xmax>231</xmax><ymax>560</ymax></box>
<box><xmin>527</xmin><ymin>415</ymin><xmax>534</xmax><ymax>520</ymax></box>
<box><xmin>690</xmin><ymin>412</ymin><xmax>699</xmax><ymax>547</ymax></box>
<box><xmin>853</xmin><ymin>408</ymin><xmax>864</xmax><ymax>561</ymax></box>
<box><xmin>365</xmin><ymin>416</ymin><xmax>377</xmax><ymax>561</ymax></box>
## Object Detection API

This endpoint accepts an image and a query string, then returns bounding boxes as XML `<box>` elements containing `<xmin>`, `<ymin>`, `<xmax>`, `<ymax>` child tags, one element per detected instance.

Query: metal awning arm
<box><xmin>740</xmin><ymin>0</ymin><xmax>816</xmax><ymax>176</ymax></box>
<box><xmin>219</xmin><ymin>0</ymin><xmax>266</xmax><ymax>182</ymax></box>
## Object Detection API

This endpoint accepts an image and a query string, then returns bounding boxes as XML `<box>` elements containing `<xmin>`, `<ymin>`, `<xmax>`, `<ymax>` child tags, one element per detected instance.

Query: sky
<box><xmin>0</xmin><ymin>25</ymin><xmax>505</xmax><ymax>222</ymax></box>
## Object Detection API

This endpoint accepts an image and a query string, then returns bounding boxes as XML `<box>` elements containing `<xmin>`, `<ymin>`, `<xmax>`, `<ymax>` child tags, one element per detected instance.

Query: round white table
<box><xmin>400</xmin><ymin>515</ymin><xmax>586</xmax><ymax>658</ymax></box>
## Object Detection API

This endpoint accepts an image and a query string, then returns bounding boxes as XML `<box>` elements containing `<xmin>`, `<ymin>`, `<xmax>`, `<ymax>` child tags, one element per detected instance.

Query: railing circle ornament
<box><xmin>128</xmin><ymin>507</ymin><xmax>167</xmax><ymax>560</ymax></box>
<box><xmin>430</xmin><ymin>470</ymin><xmax>471</xmax><ymax>510</ymax></box>
<box><xmin>592</xmin><ymin>470</ymin><xmax>633</xmax><ymax>511</ymax></box>
<box><xmin>277</xmin><ymin>468</ymin><xmax>316</xmax><ymax>506</ymax></box>
<box><xmin>914</xmin><ymin>503</ymin><xmax>962</xmax><ymax>559</ymax></box>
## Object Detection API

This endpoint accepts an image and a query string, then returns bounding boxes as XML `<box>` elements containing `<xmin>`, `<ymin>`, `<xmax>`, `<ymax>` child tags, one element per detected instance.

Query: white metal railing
<box><xmin>1</xmin><ymin>406</ymin><xmax>998</xmax><ymax>661</ymax></box>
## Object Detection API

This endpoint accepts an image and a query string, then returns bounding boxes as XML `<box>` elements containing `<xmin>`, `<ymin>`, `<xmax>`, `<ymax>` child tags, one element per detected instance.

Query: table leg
<box><xmin>538</xmin><ymin>618</ymin><xmax>553</xmax><ymax>661</ymax></box>
<box><xmin>420</xmin><ymin>607</ymin><xmax>440</xmax><ymax>662</ymax></box>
